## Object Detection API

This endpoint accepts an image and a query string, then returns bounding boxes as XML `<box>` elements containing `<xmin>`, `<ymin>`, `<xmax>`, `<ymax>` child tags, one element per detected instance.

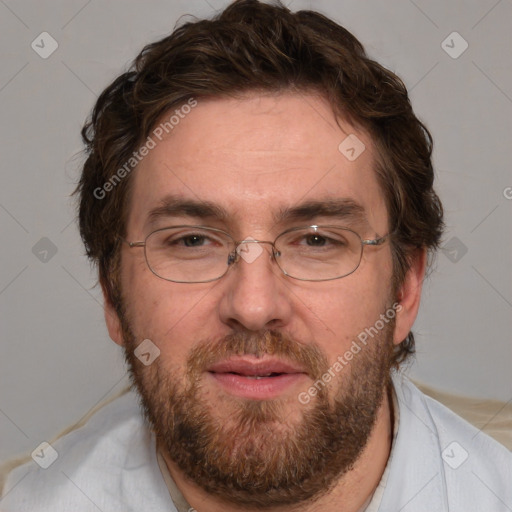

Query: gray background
<box><xmin>0</xmin><ymin>0</ymin><xmax>511</xmax><ymax>463</ymax></box>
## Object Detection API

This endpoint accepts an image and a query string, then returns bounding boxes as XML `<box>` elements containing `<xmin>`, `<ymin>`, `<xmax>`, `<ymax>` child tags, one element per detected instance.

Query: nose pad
<box><xmin>227</xmin><ymin>251</ymin><xmax>238</xmax><ymax>266</ymax></box>
<box><xmin>226</xmin><ymin>241</ymin><xmax>277</xmax><ymax>270</ymax></box>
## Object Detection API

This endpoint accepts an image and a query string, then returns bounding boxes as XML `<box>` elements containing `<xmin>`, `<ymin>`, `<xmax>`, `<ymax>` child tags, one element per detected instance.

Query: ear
<box><xmin>393</xmin><ymin>248</ymin><xmax>427</xmax><ymax>345</ymax></box>
<box><xmin>101</xmin><ymin>279</ymin><xmax>125</xmax><ymax>347</ymax></box>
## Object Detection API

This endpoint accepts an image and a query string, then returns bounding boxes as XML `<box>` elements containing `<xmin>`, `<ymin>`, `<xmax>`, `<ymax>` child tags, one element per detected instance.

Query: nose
<box><xmin>218</xmin><ymin>242</ymin><xmax>293</xmax><ymax>332</ymax></box>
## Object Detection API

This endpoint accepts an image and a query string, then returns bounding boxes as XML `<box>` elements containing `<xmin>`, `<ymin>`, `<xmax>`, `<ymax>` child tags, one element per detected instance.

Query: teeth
<box><xmin>246</xmin><ymin>374</ymin><xmax>272</xmax><ymax>379</ymax></box>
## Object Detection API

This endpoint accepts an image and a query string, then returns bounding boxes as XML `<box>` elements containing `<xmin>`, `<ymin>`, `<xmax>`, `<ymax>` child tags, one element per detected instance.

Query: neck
<box><xmin>160</xmin><ymin>386</ymin><xmax>394</xmax><ymax>512</ymax></box>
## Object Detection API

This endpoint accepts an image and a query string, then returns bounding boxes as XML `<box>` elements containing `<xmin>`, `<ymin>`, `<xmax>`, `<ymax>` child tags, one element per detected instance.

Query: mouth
<box><xmin>206</xmin><ymin>357</ymin><xmax>309</xmax><ymax>400</ymax></box>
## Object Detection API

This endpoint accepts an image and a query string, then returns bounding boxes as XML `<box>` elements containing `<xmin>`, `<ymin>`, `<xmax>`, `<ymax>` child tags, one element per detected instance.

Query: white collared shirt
<box><xmin>2</xmin><ymin>373</ymin><xmax>511</xmax><ymax>511</ymax></box>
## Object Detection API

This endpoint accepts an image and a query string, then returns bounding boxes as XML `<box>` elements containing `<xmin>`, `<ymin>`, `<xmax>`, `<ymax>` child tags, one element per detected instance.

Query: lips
<box><xmin>208</xmin><ymin>358</ymin><xmax>305</xmax><ymax>377</ymax></box>
<box><xmin>207</xmin><ymin>357</ymin><xmax>309</xmax><ymax>400</ymax></box>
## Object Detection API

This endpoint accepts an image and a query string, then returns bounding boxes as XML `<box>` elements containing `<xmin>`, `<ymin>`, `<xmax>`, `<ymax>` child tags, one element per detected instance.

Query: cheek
<box><xmin>121</xmin><ymin>259</ymin><xmax>216</xmax><ymax>369</ymax></box>
<box><xmin>299</xmin><ymin>261</ymin><xmax>393</xmax><ymax>361</ymax></box>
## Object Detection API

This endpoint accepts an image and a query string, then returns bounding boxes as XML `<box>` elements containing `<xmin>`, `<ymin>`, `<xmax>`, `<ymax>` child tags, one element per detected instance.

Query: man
<box><xmin>1</xmin><ymin>1</ymin><xmax>510</xmax><ymax>510</ymax></box>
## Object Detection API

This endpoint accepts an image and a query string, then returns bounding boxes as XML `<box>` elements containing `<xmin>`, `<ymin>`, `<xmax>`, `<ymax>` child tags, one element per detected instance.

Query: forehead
<box><xmin>127</xmin><ymin>92</ymin><xmax>388</xmax><ymax>236</ymax></box>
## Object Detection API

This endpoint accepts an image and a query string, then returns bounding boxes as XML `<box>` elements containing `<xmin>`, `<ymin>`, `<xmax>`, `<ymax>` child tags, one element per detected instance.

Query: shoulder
<box><xmin>388</xmin><ymin>373</ymin><xmax>512</xmax><ymax>511</ymax></box>
<box><xmin>0</xmin><ymin>390</ymin><xmax>173</xmax><ymax>511</ymax></box>
<box><xmin>397</xmin><ymin>373</ymin><xmax>511</xmax><ymax>462</ymax></box>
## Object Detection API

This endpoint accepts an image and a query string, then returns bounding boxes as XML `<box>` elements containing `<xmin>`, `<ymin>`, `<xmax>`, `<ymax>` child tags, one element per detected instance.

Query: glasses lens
<box><xmin>145</xmin><ymin>227</ymin><xmax>233</xmax><ymax>283</ymax></box>
<box><xmin>275</xmin><ymin>226</ymin><xmax>363</xmax><ymax>281</ymax></box>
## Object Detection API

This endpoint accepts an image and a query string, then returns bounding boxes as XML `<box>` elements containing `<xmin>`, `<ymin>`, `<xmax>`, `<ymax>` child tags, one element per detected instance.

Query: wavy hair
<box><xmin>75</xmin><ymin>0</ymin><xmax>444</xmax><ymax>367</ymax></box>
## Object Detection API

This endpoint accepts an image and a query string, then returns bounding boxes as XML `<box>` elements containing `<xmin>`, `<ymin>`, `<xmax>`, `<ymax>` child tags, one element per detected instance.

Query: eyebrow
<box><xmin>145</xmin><ymin>196</ymin><xmax>229</xmax><ymax>228</ymax></box>
<box><xmin>274</xmin><ymin>199</ymin><xmax>371</xmax><ymax>229</ymax></box>
<box><xmin>144</xmin><ymin>195</ymin><xmax>370</xmax><ymax>231</ymax></box>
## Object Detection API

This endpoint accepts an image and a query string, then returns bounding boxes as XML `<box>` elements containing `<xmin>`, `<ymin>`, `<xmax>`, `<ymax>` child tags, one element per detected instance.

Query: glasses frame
<box><xmin>120</xmin><ymin>224</ymin><xmax>391</xmax><ymax>283</ymax></box>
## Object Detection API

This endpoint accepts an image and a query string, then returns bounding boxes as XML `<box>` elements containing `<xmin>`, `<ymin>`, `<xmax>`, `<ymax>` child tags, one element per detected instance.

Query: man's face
<box><xmin>109</xmin><ymin>92</ymin><xmax>402</xmax><ymax>505</ymax></box>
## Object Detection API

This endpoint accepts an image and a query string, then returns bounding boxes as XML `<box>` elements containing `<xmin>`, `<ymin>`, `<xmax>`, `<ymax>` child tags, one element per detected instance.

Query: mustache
<box><xmin>186</xmin><ymin>330</ymin><xmax>328</xmax><ymax>379</ymax></box>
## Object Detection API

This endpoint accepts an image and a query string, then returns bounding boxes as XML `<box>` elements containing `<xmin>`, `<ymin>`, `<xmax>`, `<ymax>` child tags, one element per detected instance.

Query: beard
<box><xmin>120</xmin><ymin>308</ymin><xmax>395</xmax><ymax>508</ymax></box>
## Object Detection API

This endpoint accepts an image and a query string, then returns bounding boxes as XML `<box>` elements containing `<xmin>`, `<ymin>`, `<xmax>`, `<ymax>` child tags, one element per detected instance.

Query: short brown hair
<box><xmin>76</xmin><ymin>0</ymin><xmax>444</xmax><ymax>366</ymax></box>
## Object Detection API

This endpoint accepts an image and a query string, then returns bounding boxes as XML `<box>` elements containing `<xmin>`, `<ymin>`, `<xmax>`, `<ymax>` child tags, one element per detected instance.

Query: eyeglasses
<box><xmin>121</xmin><ymin>225</ymin><xmax>390</xmax><ymax>283</ymax></box>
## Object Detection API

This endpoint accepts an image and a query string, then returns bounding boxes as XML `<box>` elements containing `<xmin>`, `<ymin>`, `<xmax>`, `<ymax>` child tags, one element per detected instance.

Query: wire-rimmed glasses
<box><xmin>121</xmin><ymin>225</ymin><xmax>390</xmax><ymax>283</ymax></box>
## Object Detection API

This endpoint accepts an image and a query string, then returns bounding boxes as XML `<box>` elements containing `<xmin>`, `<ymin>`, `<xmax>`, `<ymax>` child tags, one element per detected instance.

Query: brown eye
<box><xmin>305</xmin><ymin>234</ymin><xmax>327</xmax><ymax>246</ymax></box>
<box><xmin>180</xmin><ymin>234</ymin><xmax>208</xmax><ymax>247</ymax></box>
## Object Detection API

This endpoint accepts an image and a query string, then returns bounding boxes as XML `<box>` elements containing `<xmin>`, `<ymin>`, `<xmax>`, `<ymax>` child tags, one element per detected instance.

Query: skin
<box><xmin>103</xmin><ymin>91</ymin><xmax>426</xmax><ymax>512</ymax></box>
